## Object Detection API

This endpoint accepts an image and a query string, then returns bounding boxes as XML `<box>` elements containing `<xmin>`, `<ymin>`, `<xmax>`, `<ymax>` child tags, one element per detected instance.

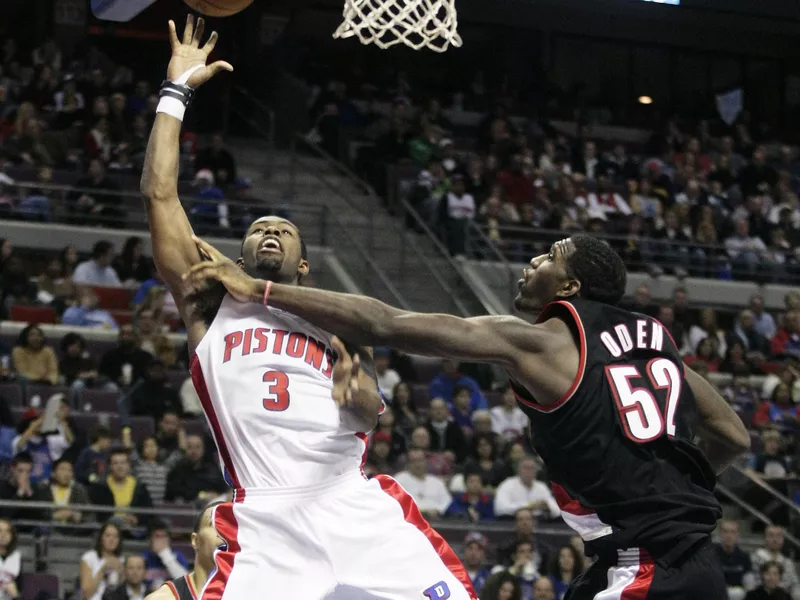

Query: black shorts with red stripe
<box><xmin>565</xmin><ymin>541</ymin><xmax>726</xmax><ymax>600</ymax></box>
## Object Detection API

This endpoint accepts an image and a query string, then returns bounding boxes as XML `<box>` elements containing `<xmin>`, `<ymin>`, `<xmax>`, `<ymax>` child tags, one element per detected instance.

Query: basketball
<box><xmin>182</xmin><ymin>0</ymin><xmax>254</xmax><ymax>17</ymax></box>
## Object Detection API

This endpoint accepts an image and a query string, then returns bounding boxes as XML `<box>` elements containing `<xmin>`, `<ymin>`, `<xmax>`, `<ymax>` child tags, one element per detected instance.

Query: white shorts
<box><xmin>199</xmin><ymin>472</ymin><xmax>476</xmax><ymax>600</ymax></box>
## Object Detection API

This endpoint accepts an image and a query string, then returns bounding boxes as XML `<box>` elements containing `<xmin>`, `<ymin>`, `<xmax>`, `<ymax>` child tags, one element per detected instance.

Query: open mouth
<box><xmin>258</xmin><ymin>237</ymin><xmax>283</xmax><ymax>254</ymax></box>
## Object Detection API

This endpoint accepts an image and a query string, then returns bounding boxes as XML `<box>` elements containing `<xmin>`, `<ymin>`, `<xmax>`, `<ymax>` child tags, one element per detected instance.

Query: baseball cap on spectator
<box><xmin>465</xmin><ymin>532</ymin><xmax>487</xmax><ymax>548</ymax></box>
<box><xmin>194</xmin><ymin>169</ymin><xmax>215</xmax><ymax>186</ymax></box>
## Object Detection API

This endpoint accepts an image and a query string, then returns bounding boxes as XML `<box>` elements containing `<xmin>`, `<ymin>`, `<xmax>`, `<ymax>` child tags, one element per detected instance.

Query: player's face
<box><xmin>192</xmin><ymin>506</ymin><xmax>224</xmax><ymax>573</ymax></box>
<box><xmin>240</xmin><ymin>217</ymin><xmax>309</xmax><ymax>284</ymax></box>
<box><xmin>515</xmin><ymin>239</ymin><xmax>579</xmax><ymax>312</ymax></box>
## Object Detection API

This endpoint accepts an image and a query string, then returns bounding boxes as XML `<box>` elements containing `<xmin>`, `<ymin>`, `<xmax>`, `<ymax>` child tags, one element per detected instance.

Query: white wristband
<box><xmin>156</xmin><ymin>96</ymin><xmax>186</xmax><ymax>122</ymax></box>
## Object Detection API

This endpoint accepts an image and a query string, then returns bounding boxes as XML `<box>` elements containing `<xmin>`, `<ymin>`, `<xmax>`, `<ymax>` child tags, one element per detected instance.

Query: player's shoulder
<box><xmin>145</xmin><ymin>584</ymin><xmax>177</xmax><ymax>600</ymax></box>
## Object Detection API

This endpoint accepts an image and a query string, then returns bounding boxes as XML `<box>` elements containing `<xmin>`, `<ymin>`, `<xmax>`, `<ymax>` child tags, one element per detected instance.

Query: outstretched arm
<box><xmin>140</xmin><ymin>16</ymin><xmax>232</xmax><ymax>349</ymax></box>
<box><xmin>684</xmin><ymin>364</ymin><xmax>750</xmax><ymax>474</ymax></box>
<box><xmin>182</xmin><ymin>238</ymin><xmax>553</xmax><ymax>368</ymax></box>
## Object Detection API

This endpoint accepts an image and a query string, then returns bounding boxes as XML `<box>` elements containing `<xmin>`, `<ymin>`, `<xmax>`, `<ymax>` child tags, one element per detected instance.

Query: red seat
<box><xmin>92</xmin><ymin>286</ymin><xmax>132</xmax><ymax>310</ymax></box>
<box><xmin>9</xmin><ymin>305</ymin><xmax>57</xmax><ymax>324</ymax></box>
<box><xmin>110</xmin><ymin>309</ymin><xmax>133</xmax><ymax>326</ymax></box>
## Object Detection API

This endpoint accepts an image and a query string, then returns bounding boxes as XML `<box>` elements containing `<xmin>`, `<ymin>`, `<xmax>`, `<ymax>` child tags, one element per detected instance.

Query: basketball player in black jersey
<box><xmin>145</xmin><ymin>503</ymin><xmax>222</xmax><ymax>600</ymax></box>
<box><xmin>185</xmin><ymin>234</ymin><xmax>751</xmax><ymax>599</ymax></box>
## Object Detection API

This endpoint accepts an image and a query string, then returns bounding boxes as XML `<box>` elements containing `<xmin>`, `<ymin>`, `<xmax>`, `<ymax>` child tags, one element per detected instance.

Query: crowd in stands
<box><xmin>309</xmin><ymin>75</ymin><xmax>800</xmax><ymax>284</ymax></box>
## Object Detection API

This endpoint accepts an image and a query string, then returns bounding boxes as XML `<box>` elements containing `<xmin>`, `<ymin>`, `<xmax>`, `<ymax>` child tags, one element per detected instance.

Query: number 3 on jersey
<box><xmin>263</xmin><ymin>370</ymin><xmax>290</xmax><ymax>411</ymax></box>
<box><xmin>605</xmin><ymin>358</ymin><xmax>682</xmax><ymax>443</ymax></box>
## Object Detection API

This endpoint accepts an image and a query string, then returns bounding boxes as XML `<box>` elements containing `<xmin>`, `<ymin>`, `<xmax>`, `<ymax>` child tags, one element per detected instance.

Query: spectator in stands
<box><xmin>750</xmin><ymin>295</ymin><xmax>777</xmax><ymax>340</ymax></box>
<box><xmin>446</xmin><ymin>472</ymin><xmax>495</xmax><ymax>521</ymax></box>
<box><xmin>725</xmin><ymin>218</ymin><xmax>768</xmax><ymax>278</ymax></box>
<box><xmin>479</xmin><ymin>571</ymin><xmax>521</xmax><ymax>600</ymax></box>
<box><xmin>771</xmin><ymin>311</ymin><xmax>800</xmax><ymax>359</ymax></box>
<box><xmin>153</xmin><ymin>412</ymin><xmax>186</xmax><ymax>470</ymax></box>
<box><xmin>547</xmin><ymin>545</ymin><xmax>581</xmax><ymax>600</ymax></box>
<box><xmin>80</xmin><ymin>521</ymin><xmax>124</xmax><ymax>600</ymax></box>
<box><xmin>99</xmin><ymin>324</ymin><xmax>153</xmax><ymax>390</ymax></box>
<box><xmin>364</xmin><ymin>431</ymin><xmax>394</xmax><ymax>477</ymax></box>
<box><xmin>102</xmin><ymin>554</ymin><xmax>148</xmax><ymax>600</ymax></box>
<box><xmin>451</xmin><ymin>384</ymin><xmax>477</xmax><ymax>431</ymax></box>
<box><xmin>1</xmin><ymin>256</ymin><xmax>36</xmax><ymax>311</ymax></box>
<box><xmin>0</xmin><ymin>451</ymin><xmax>49</xmax><ymax>529</ymax></box>
<box><xmin>494</xmin><ymin>457</ymin><xmax>559</xmax><ymax>520</ymax></box>
<box><xmin>373</xmin><ymin>348</ymin><xmax>400</xmax><ymax>400</ymax></box>
<box><xmin>462</xmin><ymin>532</ymin><xmax>491</xmax><ymax>594</ymax></box>
<box><xmin>73</xmin><ymin>240</ymin><xmax>122</xmax><ymax>287</ymax></box>
<box><xmin>687</xmin><ymin>308</ymin><xmax>727</xmax><ymax>356</ymax></box>
<box><xmin>491</xmin><ymin>384</ymin><xmax>528</xmax><ymax>443</ymax></box>
<box><xmin>731</xmin><ymin>309</ymin><xmax>771</xmax><ymax>360</ymax></box>
<box><xmin>132</xmin><ymin>437</ymin><xmax>169</xmax><ymax>505</ymax></box>
<box><xmin>37</xmin><ymin>258</ymin><xmax>75</xmax><ymax>311</ymax></box>
<box><xmin>75</xmin><ymin>426</ymin><xmax>112</xmax><ymax>485</ymax></box>
<box><xmin>0</xmin><ymin>519</ymin><xmax>20</xmax><ymax>600</ymax></box>
<box><xmin>684</xmin><ymin>337</ymin><xmax>721</xmax><ymax>372</ymax></box>
<box><xmin>68</xmin><ymin>160</ymin><xmax>124</xmax><ymax>228</ymax></box>
<box><xmin>46</xmin><ymin>456</ymin><xmax>88</xmax><ymax>525</ymax></box>
<box><xmin>90</xmin><ymin>448</ymin><xmax>153</xmax><ymax>529</ymax></box>
<box><xmin>533</xmin><ymin>577</ymin><xmax>555</xmax><ymax>600</ymax></box>
<box><xmin>445</xmin><ymin>174</ymin><xmax>476</xmax><ymax>256</ymax></box>
<box><xmin>11</xmin><ymin>324</ymin><xmax>58</xmax><ymax>385</ymax></box>
<box><xmin>164</xmin><ymin>435</ymin><xmax>225</xmax><ymax>505</ymax></box>
<box><xmin>430</xmin><ymin>359</ymin><xmax>487</xmax><ymax>412</ymax></box>
<box><xmin>715</xmin><ymin>519</ymin><xmax>754</xmax><ymax>600</ymax></box>
<box><xmin>63</xmin><ymin>288</ymin><xmax>119</xmax><ymax>329</ymax></box>
<box><xmin>723</xmin><ymin>376</ymin><xmax>759</xmax><ymax>423</ymax></box>
<box><xmin>427</xmin><ymin>398</ymin><xmax>468</xmax><ymax>465</ymax></box>
<box><xmin>393</xmin><ymin>449</ymin><xmax>452</xmax><ymax>519</ymax></box>
<box><xmin>60</xmin><ymin>332</ymin><xmax>100</xmax><ymax>396</ymax></box>
<box><xmin>195</xmin><ymin>132</ymin><xmax>237</xmax><ymax>187</ymax></box>
<box><xmin>462</xmin><ymin>433</ymin><xmax>506</xmax><ymax>489</ymax></box>
<box><xmin>134</xmin><ymin>308</ymin><xmax>175</xmax><ymax>368</ymax></box>
<box><xmin>748</xmin><ymin>430</ymin><xmax>792</xmax><ymax>480</ymax></box>
<box><xmin>18</xmin><ymin>165</ymin><xmax>53</xmax><ymax>222</ymax></box>
<box><xmin>141</xmin><ymin>520</ymin><xmax>189</xmax><ymax>592</ymax></box>
<box><xmin>753</xmin><ymin>383</ymin><xmax>800</xmax><ymax>432</ymax></box>
<box><xmin>0</xmin><ymin>240</ymin><xmax>11</xmax><ymax>275</ymax></box>
<box><xmin>45</xmin><ymin>394</ymin><xmax>84</xmax><ymax>463</ymax></box>
<box><xmin>178</xmin><ymin>376</ymin><xmax>202</xmax><ymax>417</ymax></box>
<box><xmin>10</xmin><ymin>408</ymin><xmax>51</xmax><ymax>484</ymax></box>
<box><xmin>114</xmin><ymin>237</ymin><xmax>153</xmax><ymax>285</ymax></box>
<box><xmin>124</xmin><ymin>357</ymin><xmax>182</xmax><ymax>422</ymax></box>
<box><xmin>62</xmin><ymin>245</ymin><xmax>79</xmax><ymax>277</ymax></box>
<box><xmin>720</xmin><ymin>340</ymin><xmax>759</xmax><ymax>376</ymax></box>
<box><xmin>372</xmin><ymin>407</ymin><xmax>406</xmax><ymax>462</ymax></box>
<box><xmin>499</xmin><ymin>539</ymin><xmax>539</xmax><ymax>599</ymax></box>
<box><xmin>53</xmin><ymin>74</ymin><xmax>85</xmax><ymax>129</ymax></box>
<box><xmin>751</xmin><ymin>526</ymin><xmax>799</xmax><ymax>596</ymax></box>
<box><xmin>746</xmin><ymin>562</ymin><xmax>792</xmax><ymax>600</ymax></box>
<box><xmin>740</xmin><ymin>147</ymin><xmax>778</xmax><ymax>197</ymax></box>
<box><xmin>391</xmin><ymin>381</ymin><xmax>418</xmax><ymax>437</ymax></box>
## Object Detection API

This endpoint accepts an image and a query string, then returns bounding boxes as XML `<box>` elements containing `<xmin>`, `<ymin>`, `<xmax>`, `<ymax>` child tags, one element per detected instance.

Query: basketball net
<box><xmin>333</xmin><ymin>0</ymin><xmax>462</xmax><ymax>52</ymax></box>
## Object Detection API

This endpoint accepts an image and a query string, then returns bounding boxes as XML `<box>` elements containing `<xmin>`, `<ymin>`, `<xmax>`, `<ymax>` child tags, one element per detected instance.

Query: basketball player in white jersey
<box><xmin>145</xmin><ymin>503</ymin><xmax>222</xmax><ymax>600</ymax></box>
<box><xmin>140</xmin><ymin>15</ymin><xmax>475</xmax><ymax>600</ymax></box>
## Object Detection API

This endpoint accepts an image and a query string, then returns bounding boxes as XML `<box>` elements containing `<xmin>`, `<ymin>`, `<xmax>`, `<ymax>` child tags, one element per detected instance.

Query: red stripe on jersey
<box><xmin>516</xmin><ymin>300</ymin><xmax>587</xmax><ymax>413</ymax></box>
<box><xmin>355</xmin><ymin>432</ymin><xmax>369</xmax><ymax>479</ymax></box>
<box><xmin>550</xmin><ymin>482</ymin><xmax>595</xmax><ymax>516</ymax></box>
<box><xmin>620</xmin><ymin>550</ymin><xmax>656</xmax><ymax>600</ymax></box>
<box><xmin>190</xmin><ymin>354</ymin><xmax>241</xmax><ymax>489</ymax></box>
<box><xmin>186</xmin><ymin>574</ymin><xmax>198</xmax><ymax>600</ymax></box>
<box><xmin>375</xmin><ymin>475</ymin><xmax>478</xmax><ymax>600</ymax></box>
<box><xmin>200</xmin><ymin>502</ymin><xmax>242</xmax><ymax>600</ymax></box>
<box><xmin>166</xmin><ymin>580</ymin><xmax>180</xmax><ymax>600</ymax></box>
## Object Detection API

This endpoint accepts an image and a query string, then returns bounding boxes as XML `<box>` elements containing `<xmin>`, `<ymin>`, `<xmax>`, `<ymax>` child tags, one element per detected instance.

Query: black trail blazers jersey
<box><xmin>165</xmin><ymin>575</ymin><xmax>198</xmax><ymax>600</ymax></box>
<box><xmin>512</xmin><ymin>297</ymin><xmax>722</xmax><ymax>567</ymax></box>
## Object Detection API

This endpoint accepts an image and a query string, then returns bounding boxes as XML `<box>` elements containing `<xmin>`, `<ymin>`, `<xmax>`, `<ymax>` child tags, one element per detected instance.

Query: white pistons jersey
<box><xmin>190</xmin><ymin>294</ymin><xmax>367</xmax><ymax>490</ymax></box>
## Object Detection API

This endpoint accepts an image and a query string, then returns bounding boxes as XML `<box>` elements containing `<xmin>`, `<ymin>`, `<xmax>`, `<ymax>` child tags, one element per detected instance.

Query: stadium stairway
<box><xmin>226</xmin><ymin>136</ymin><xmax>490</xmax><ymax>316</ymax></box>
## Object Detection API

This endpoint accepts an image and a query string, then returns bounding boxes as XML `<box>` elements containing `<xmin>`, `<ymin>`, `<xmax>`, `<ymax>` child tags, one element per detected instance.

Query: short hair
<box><xmin>0</xmin><ymin>519</ymin><xmax>18</xmax><ymax>557</ymax></box>
<box><xmin>566</xmin><ymin>235</ymin><xmax>627</xmax><ymax>305</ymax></box>
<box><xmin>109</xmin><ymin>447</ymin><xmax>130</xmax><ymax>461</ymax></box>
<box><xmin>239</xmin><ymin>220</ymin><xmax>308</xmax><ymax>261</ymax></box>
<box><xmin>52</xmin><ymin>456</ymin><xmax>73</xmax><ymax>470</ymax></box>
<box><xmin>452</xmin><ymin>384</ymin><xmax>472</xmax><ymax>398</ymax></box>
<box><xmin>90</xmin><ymin>425</ymin><xmax>112</xmax><ymax>444</ymax></box>
<box><xmin>11</xmin><ymin>452</ymin><xmax>33</xmax><ymax>467</ymax></box>
<box><xmin>92</xmin><ymin>240</ymin><xmax>113</xmax><ymax>259</ymax></box>
<box><xmin>762</xmin><ymin>561</ymin><xmax>783</xmax><ymax>577</ymax></box>
<box><xmin>194</xmin><ymin>500</ymin><xmax>224</xmax><ymax>533</ymax></box>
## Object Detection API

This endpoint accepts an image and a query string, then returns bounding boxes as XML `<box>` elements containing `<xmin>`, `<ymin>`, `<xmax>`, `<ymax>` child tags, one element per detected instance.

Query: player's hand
<box><xmin>183</xmin><ymin>236</ymin><xmax>260</xmax><ymax>303</ymax></box>
<box><xmin>167</xmin><ymin>15</ymin><xmax>233</xmax><ymax>88</ymax></box>
<box><xmin>331</xmin><ymin>336</ymin><xmax>361</xmax><ymax>408</ymax></box>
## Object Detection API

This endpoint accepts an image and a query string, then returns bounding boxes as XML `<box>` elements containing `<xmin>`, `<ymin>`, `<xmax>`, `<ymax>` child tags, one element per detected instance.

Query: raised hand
<box><xmin>183</xmin><ymin>236</ymin><xmax>259</xmax><ymax>303</ymax></box>
<box><xmin>167</xmin><ymin>15</ymin><xmax>233</xmax><ymax>88</ymax></box>
<box><xmin>331</xmin><ymin>336</ymin><xmax>361</xmax><ymax>408</ymax></box>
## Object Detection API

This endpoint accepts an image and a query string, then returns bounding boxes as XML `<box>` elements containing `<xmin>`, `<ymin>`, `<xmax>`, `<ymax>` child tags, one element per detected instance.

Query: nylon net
<box><xmin>333</xmin><ymin>0</ymin><xmax>462</xmax><ymax>52</ymax></box>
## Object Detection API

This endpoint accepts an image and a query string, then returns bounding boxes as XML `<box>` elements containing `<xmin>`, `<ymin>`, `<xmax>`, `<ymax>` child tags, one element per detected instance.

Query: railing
<box><xmin>467</xmin><ymin>221</ymin><xmax>519</xmax><ymax>310</ymax></box>
<box><xmin>289</xmin><ymin>133</ymin><xmax>494</xmax><ymax>316</ymax></box>
<box><xmin>716</xmin><ymin>483</ymin><xmax>800</xmax><ymax>552</ymax></box>
<box><xmin>229</xmin><ymin>86</ymin><xmax>276</xmax><ymax>149</ymax></box>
